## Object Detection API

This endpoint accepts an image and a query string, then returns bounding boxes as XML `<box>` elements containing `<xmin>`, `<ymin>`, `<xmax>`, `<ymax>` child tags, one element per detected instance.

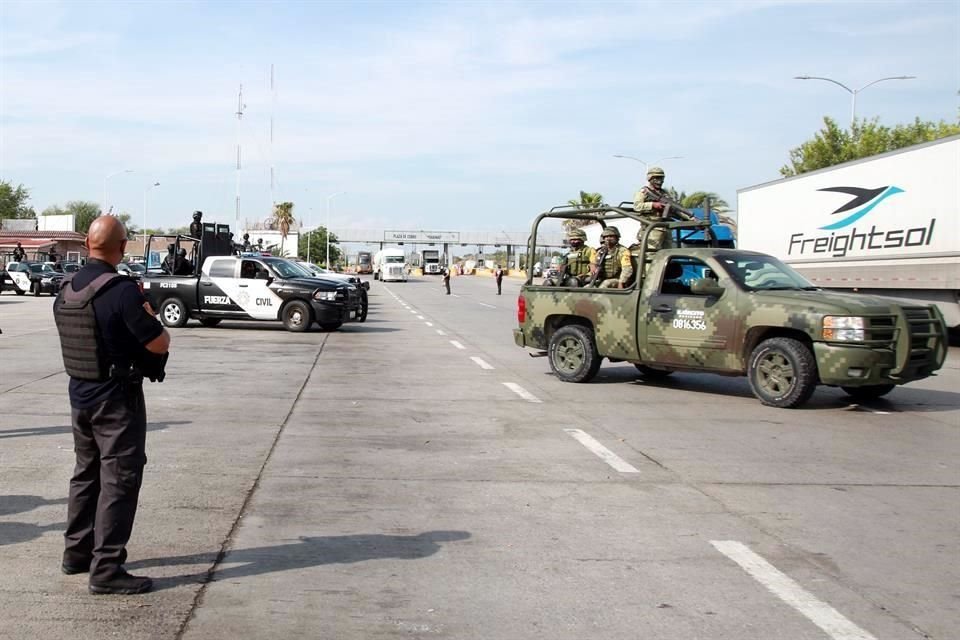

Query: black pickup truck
<box><xmin>143</xmin><ymin>254</ymin><xmax>361</xmax><ymax>331</ymax></box>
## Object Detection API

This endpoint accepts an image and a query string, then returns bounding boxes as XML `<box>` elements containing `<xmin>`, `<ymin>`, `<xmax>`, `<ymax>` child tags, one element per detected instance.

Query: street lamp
<box><xmin>613</xmin><ymin>155</ymin><xmax>684</xmax><ymax>172</ymax></box>
<box><xmin>326</xmin><ymin>192</ymin><xmax>346</xmax><ymax>268</ymax></box>
<box><xmin>794</xmin><ymin>75</ymin><xmax>916</xmax><ymax>126</ymax></box>
<box><xmin>142</xmin><ymin>182</ymin><xmax>160</xmax><ymax>250</ymax></box>
<box><xmin>103</xmin><ymin>169</ymin><xmax>134</xmax><ymax>215</ymax></box>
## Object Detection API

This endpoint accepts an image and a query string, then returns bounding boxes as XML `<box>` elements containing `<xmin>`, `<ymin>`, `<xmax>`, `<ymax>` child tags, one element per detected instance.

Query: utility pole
<box><xmin>235</xmin><ymin>84</ymin><xmax>245</xmax><ymax>234</ymax></box>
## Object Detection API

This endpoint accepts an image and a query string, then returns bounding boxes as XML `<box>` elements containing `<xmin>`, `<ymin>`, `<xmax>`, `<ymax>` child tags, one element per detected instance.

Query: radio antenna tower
<box><xmin>270</xmin><ymin>64</ymin><xmax>276</xmax><ymax>211</ymax></box>
<box><xmin>235</xmin><ymin>84</ymin><xmax>246</xmax><ymax>233</ymax></box>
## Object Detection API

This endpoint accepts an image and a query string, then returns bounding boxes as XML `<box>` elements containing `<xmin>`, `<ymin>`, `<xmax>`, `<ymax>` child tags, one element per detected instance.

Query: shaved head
<box><xmin>86</xmin><ymin>215</ymin><xmax>128</xmax><ymax>264</ymax></box>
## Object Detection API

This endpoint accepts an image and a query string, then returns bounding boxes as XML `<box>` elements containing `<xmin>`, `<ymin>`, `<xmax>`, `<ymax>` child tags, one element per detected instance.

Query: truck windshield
<box><xmin>384</xmin><ymin>256</ymin><xmax>405</xmax><ymax>263</ymax></box>
<box><xmin>263</xmin><ymin>259</ymin><xmax>306</xmax><ymax>279</ymax></box>
<box><xmin>719</xmin><ymin>255</ymin><xmax>818</xmax><ymax>292</ymax></box>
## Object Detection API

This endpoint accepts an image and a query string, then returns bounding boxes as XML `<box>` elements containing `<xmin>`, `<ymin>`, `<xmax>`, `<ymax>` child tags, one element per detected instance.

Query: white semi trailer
<box><xmin>737</xmin><ymin>135</ymin><xmax>959</xmax><ymax>328</ymax></box>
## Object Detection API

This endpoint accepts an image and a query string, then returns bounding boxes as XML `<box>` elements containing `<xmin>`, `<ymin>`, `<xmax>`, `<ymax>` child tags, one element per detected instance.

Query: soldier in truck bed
<box><xmin>633</xmin><ymin>166</ymin><xmax>674</xmax><ymax>253</ymax></box>
<box><xmin>592</xmin><ymin>226</ymin><xmax>633</xmax><ymax>288</ymax></box>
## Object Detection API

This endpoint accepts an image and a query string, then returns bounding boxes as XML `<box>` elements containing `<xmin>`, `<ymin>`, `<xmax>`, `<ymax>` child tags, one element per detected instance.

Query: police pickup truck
<box><xmin>4</xmin><ymin>261</ymin><xmax>65</xmax><ymax>296</ymax></box>
<box><xmin>143</xmin><ymin>254</ymin><xmax>361</xmax><ymax>331</ymax></box>
<box><xmin>514</xmin><ymin>204</ymin><xmax>948</xmax><ymax>408</ymax></box>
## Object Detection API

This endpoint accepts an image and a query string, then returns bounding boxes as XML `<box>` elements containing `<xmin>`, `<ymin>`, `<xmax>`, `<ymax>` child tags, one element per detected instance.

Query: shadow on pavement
<box><xmin>0</xmin><ymin>420</ymin><xmax>192</xmax><ymax>440</ymax></box>
<box><xmin>0</xmin><ymin>495</ymin><xmax>68</xmax><ymax>517</ymax></box>
<box><xmin>0</xmin><ymin>521</ymin><xmax>63</xmax><ymax>546</ymax></box>
<box><xmin>129</xmin><ymin>530</ymin><xmax>471</xmax><ymax>591</ymax></box>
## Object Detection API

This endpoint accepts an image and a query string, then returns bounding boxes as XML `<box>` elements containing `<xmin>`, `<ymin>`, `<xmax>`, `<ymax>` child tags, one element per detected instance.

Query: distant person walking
<box><xmin>442</xmin><ymin>266</ymin><xmax>451</xmax><ymax>295</ymax></box>
<box><xmin>494</xmin><ymin>265</ymin><xmax>504</xmax><ymax>295</ymax></box>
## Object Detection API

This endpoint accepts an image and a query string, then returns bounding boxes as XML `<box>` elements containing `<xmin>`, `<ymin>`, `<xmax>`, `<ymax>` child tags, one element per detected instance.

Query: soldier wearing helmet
<box><xmin>189</xmin><ymin>211</ymin><xmax>203</xmax><ymax>239</ymax></box>
<box><xmin>592</xmin><ymin>226</ymin><xmax>633</xmax><ymax>288</ymax></box>
<box><xmin>546</xmin><ymin>228</ymin><xmax>598</xmax><ymax>287</ymax></box>
<box><xmin>632</xmin><ymin>166</ymin><xmax>675</xmax><ymax>254</ymax></box>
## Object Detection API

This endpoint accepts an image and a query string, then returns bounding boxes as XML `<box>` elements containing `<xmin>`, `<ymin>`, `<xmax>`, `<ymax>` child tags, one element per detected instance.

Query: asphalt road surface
<box><xmin>1</xmin><ymin>276</ymin><xmax>957</xmax><ymax>640</ymax></box>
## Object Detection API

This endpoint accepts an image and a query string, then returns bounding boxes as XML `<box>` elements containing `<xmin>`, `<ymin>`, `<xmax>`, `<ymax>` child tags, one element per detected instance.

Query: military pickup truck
<box><xmin>514</xmin><ymin>205</ymin><xmax>948</xmax><ymax>408</ymax></box>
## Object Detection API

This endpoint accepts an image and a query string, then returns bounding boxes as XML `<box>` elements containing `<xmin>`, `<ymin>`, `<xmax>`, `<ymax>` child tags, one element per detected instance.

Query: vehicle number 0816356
<box><xmin>672</xmin><ymin>318</ymin><xmax>706</xmax><ymax>331</ymax></box>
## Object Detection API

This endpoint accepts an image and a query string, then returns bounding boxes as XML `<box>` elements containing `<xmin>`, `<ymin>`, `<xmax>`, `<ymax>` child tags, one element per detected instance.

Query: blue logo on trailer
<box><xmin>818</xmin><ymin>186</ymin><xmax>904</xmax><ymax>230</ymax></box>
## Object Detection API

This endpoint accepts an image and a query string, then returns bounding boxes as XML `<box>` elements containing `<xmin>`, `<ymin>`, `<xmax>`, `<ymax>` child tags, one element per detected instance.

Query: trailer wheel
<box><xmin>282</xmin><ymin>300</ymin><xmax>313</xmax><ymax>332</ymax></box>
<box><xmin>548</xmin><ymin>325</ymin><xmax>601</xmax><ymax>383</ymax></box>
<box><xmin>160</xmin><ymin>298</ymin><xmax>189</xmax><ymax>328</ymax></box>
<box><xmin>841</xmin><ymin>384</ymin><xmax>895</xmax><ymax>401</ymax></box>
<box><xmin>748</xmin><ymin>337</ymin><xmax>817</xmax><ymax>408</ymax></box>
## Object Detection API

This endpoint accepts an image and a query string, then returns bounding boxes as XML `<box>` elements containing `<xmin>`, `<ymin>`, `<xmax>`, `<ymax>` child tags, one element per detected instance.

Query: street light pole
<box><xmin>103</xmin><ymin>169</ymin><xmax>134</xmax><ymax>215</ymax></box>
<box><xmin>612</xmin><ymin>155</ymin><xmax>683</xmax><ymax>171</ymax></box>
<box><xmin>142</xmin><ymin>182</ymin><xmax>160</xmax><ymax>251</ymax></box>
<box><xmin>794</xmin><ymin>75</ymin><xmax>916</xmax><ymax>126</ymax></box>
<box><xmin>326</xmin><ymin>192</ymin><xmax>345</xmax><ymax>268</ymax></box>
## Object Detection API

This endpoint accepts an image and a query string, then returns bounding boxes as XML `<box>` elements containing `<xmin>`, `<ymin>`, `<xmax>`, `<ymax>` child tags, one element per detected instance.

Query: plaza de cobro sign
<box><xmin>383</xmin><ymin>231</ymin><xmax>461</xmax><ymax>242</ymax></box>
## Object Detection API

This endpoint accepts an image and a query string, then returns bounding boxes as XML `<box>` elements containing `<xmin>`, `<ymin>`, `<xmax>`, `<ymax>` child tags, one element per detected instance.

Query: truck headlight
<box><xmin>313</xmin><ymin>290</ymin><xmax>337</xmax><ymax>301</ymax></box>
<box><xmin>823</xmin><ymin>316</ymin><xmax>865</xmax><ymax>341</ymax></box>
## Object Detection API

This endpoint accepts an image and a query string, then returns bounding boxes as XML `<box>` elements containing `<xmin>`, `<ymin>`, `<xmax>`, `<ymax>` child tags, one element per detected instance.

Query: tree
<box><xmin>115</xmin><ymin>213</ymin><xmax>139</xmax><ymax>240</ymax></box>
<box><xmin>781</xmin><ymin>116</ymin><xmax>960</xmax><ymax>176</ymax></box>
<box><xmin>56</xmin><ymin>201</ymin><xmax>101</xmax><ymax>234</ymax></box>
<box><xmin>0</xmin><ymin>180</ymin><xmax>36</xmax><ymax>219</ymax></box>
<box><xmin>42</xmin><ymin>205</ymin><xmax>67</xmax><ymax>216</ymax></box>
<box><xmin>297</xmin><ymin>227</ymin><xmax>341</xmax><ymax>266</ymax></box>
<box><xmin>270</xmin><ymin>201</ymin><xmax>296</xmax><ymax>255</ymax></box>
<box><xmin>564</xmin><ymin>191</ymin><xmax>604</xmax><ymax>230</ymax></box>
<box><xmin>680</xmin><ymin>191</ymin><xmax>730</xmax><ymax>213</ymax></box>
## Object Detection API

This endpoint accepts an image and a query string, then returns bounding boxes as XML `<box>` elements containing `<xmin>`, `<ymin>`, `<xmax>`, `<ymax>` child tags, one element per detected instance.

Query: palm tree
<box><xmin>271</xmin><ymin>201</ymin><xmax>295</xmax><ymax>256</ymax></box>
<box><xmin>680</xmin><ymin>191</ymin><xmax>730</xmax><ymax>213</ymax></box>
<box><xmin>564</xmin><ymin>191</ymin><xmax>603</xmax><ymax>230</ymax></box>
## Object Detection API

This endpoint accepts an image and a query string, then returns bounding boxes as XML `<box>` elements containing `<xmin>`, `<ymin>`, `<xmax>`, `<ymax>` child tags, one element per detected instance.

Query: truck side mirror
<box><xmin>690</xmin><ymin>278</ymin><xmax>725</xmax><ymax>297</ymax></box>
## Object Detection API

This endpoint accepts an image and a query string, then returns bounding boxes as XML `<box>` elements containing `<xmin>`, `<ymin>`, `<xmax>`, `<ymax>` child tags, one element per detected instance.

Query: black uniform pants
<box><xmin>64</xmin><ymin>385</ymin><xmax>146</xmax><ymax>582</ymax></box>
<box><xmin>496</xmin><ymin>277</ymin><xmax>503</xmax><ymax>294</ymax></box>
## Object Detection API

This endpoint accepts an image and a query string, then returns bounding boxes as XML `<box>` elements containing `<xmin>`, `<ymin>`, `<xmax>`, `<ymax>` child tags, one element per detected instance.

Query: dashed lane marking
<box><xmin>417</xmin><ymin>315</ymin><xmax>425</xmax><ymax>320</ymax></box>
<box><xmin>563</xmin><ymin>429</ymin><xmax>639</xmax><ymax>473</ymax></box>
<box><xmin>426</xmin><ymin>322</ymin><xmax>434</xmax><ymax>327</ymax></box>
<box><xmin>710</xmin><ymin>541</ymin><xmax>878</xmax><ymax>640</ymax></box>
<box><xmin>436</xmin><ymin>329</ymin><xmax>447</xmax><ymax>336</ymax></box>
<box><xmin>450</xmin><ymin>340</ymin><xmax>466</xmax><ymax>350</ymax></box>
<box><xmin>470</xmin><ymin>357</ymin><xmax>494</xmax><ymax>370</ymax></box>
<box><xmin>477</xmin><ymin>302</ymin><xmax>496</xmax><ymax>309</ymax></box>
<box><xmin>502</xmin><ymin>382</ymin><xmax>541</xmax><ymax>403</ymax></box>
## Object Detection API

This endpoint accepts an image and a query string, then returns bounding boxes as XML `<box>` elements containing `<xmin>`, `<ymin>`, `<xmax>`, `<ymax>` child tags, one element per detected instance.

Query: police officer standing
<box><xmin>494</xmin><ymin>264</ymin><xmax>504</xmax><ymax>295</ymax></box>
<box><xmin>54</xmin><ymin>216</ymin><xmax>170</xmax><ymax>595</ymax></box>
<box><xmin>12</xmin><ymin>241</ymin><xmax>26</xmax><ymax>262</ymax></box>
<box><xmin>442</xmin><ymin>265</ymin><xmax>451</xmax><ymax>295</ymax></box>
<box><xmin>189</xmin><ymin>210</ymin><xmax>203</xmax><ymax>238</ymax></box>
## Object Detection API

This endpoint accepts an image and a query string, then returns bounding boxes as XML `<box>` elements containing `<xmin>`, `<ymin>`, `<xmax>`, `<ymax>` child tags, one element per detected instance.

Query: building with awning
<box><xmin>0</xmin><ymin>230</ymin><xmax>87</xmax><ymax>262</ymax></box>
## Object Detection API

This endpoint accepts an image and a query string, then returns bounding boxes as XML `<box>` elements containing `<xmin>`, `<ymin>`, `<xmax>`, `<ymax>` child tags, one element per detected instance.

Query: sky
<box><xmin>1</xmin><ymin>0</ymin><xmax>957</xmax><ymax>237</ymax></box>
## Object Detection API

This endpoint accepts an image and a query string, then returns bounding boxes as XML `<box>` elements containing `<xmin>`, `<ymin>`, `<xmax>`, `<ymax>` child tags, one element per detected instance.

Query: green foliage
<box><xmin>42</xmin><ymin>205</ymin><xmax>67</xmax><ymax>216</ymax></box>
<box><xmin>680</xmin><ymin>191</ymin><xmax>730</xmax><ymax>212</ymax></box>
<box><xmin>297</xmin><ymin>227</ymin><xmax>341</xmax><ymax>265</ymax></box>
<box><xmin>781</xmin><ymin>116</ymin><xmax>960</xmax><ymax>176</ymax></box>
<box><xmin>59</xmin><ymin>201</ymin><xmax>101</xmax><ymax>233</ymax></box>
<box><xmin>564</xmin><ymin>191</ymin><xmax>603</xmax><ymax>230</ymax></box>
<box><xmin>270</xmin><ymin>201</ymin><xmax>296</xmax><ymax>254</ymax></box>
<box><xmin>0</xmin><ymin>180</ymin><xmax>36</xmax><ymax>219</ymax></box>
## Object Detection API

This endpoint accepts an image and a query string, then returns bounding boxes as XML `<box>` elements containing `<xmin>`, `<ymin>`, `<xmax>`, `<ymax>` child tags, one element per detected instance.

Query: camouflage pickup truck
<box><xmin>514</xmin><ymin>205</ymin><xmax>948</xmax><ymax>408</ymax></box>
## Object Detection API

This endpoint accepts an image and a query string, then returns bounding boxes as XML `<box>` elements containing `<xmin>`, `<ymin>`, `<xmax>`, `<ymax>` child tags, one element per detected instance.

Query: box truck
<box><xmin>737</xmin><ymin>135</ymin><xmax>959</xmax><ymax>328</ymax></box>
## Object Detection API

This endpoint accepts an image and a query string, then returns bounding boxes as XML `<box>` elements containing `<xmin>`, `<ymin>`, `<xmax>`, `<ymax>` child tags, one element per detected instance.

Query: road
<box><xmin>0</xmin><ymin>276</ymin><xmax>957</xmax><ymax>640</ymax></box>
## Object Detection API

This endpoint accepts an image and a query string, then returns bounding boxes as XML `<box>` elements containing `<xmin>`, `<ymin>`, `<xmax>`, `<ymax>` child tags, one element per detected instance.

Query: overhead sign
<box><xmin>384</xmin><ymin>230</ymin><xmax>460</xmax><ymax>242</ymax></box>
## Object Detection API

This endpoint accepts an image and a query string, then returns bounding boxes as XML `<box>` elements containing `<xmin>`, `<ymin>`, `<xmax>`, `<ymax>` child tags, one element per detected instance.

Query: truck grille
<box><xmin>865</xmin><ymin>316</ymin><xmax>896</xmax><ymax>344</ymax></box>
<box><xmin>899</xmin><ymin>306</ymin><xmax>943</xmax><ymax>373</ymax></box>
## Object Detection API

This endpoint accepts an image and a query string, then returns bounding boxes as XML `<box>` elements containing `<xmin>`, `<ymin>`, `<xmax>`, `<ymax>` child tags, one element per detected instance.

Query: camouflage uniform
<box><xmin>560</xmin><ymin>229</ymin><xmax>597</xmax><ymax>287</ymax></box>
<box><xmin>633</xmin><ymin>167</ymin><xmax>674</xmax><ymax>253</ymax></box>
<box><xmin>593</xmin><ymin>227</ymin><xmax>633</xmax><ymax>288</ymax></box>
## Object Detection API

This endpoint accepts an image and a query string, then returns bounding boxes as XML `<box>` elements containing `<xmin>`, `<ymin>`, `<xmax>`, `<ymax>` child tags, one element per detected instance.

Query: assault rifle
<box><xmin>639</xmin><ymin>187</ymin><xmax>696</xmax><ymax>221</ymax></box>
<box><xmin>587</xmin><ymin>246</ymin><xmax>608</xmax><ymax>287</ymax></box>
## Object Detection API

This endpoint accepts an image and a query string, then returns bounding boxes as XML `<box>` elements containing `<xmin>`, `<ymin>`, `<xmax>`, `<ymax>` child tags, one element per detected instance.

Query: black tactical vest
<box><xmin>54</xmin><ymin>272</ymin><xmax>124</xmax><ymax>381</ymax></box>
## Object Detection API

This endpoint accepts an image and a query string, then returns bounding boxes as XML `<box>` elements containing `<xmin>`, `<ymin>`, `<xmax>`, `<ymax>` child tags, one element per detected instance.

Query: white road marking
<box><xmin>436</xmin><ymin>329</ymin><xmax>446</xmax><ymax>336</ymax></box>
<box><xmin>846</xmin><ymin>404</ymin><xmax>890</xmax><ymax>415</ymax></box>
<box><xmin>409</xmin><ymin>309</ymin><xmax>418</xmax><ymax>314</ymax></box>
<box><xmin>452</xmin><ymin>294</ymin><xmax>461</xmax><ymax>298</ymax></box>
<box><xmin>417</xmin><ymin>315</ymin><xmax>425</xmax><ymax>320</ymax></box>
<box><xmin>470</xmin><ymin>357</ymin><xmax>494</xmax><ymax>370</ymax></box>
<box><xmin>450</xmin><ymin>340</ymin><xmax>466</xmax><ymax>350</ymax></box>
<box><xmin>502</xmin><ymin>382</ymin><xmax>542</xmax><ymax>403</ymax></box>
<box><xmin>477</xmin><ymin>302</ymin><xmax>496</xmax><ymax>309</ymax></box>
<box><xmin>711</xmin><ymin>541</ymin><xmax>878</xmax><ymax>640</ymax></box>
<box><xmin>425</xmin><ymin>322</ymin><xmax>434</xmax><ymax>327</ymax></box>
<box><xmin>563</xmin><ymin>429</ymin><xmax>639</xmax><ymax>473</ymax></box>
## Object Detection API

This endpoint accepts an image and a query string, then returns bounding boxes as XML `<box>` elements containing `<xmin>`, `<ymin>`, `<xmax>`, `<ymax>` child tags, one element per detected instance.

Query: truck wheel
<box><xmin>358</xmin><ymin>292</ymin><xmax>368</xmax><ymax>322</ymax></box>
<box><xmin>841</xmin><ymin>384</ymin><xmax>895</xmax><ymax>401</ymax></box>
<box><xmin>748</xmin><ymin>337</ymin><xmax>817</xmax><ymax>408</ymax></box>
<box><xmin>548</xmin><ymin>325</ymin><xmax>601</xmax><ymax>383</ymax></box>
<box><xmin>634</xmin><ymin>364</ymin><xmax>673</xmax><ymax>379</ymax></box>
<box><xmin>282</xmin><ymin>300</ymin><xmax>313</xmax><ymax>332</ymax></box>
<box><xmin>14</xmin><ymin>288</ymin><xmax>25</xmax><ymax>296</ymax></box>
<box><xmin>199</xmin><ymin>318</ymin><xmax>222</xmax><ymax>328</ymax></box>
<box><xmin>160</xmin><ymin>298</ymin><xmax>189</xmax><ymax>328</ymax></box>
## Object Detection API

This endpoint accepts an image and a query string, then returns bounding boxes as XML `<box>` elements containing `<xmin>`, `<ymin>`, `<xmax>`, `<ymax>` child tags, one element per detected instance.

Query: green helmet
<box><xmin>600</xmin><ymin>226</ymin><xmax>620</xmax><ymax>239</ymax></box>
<box><xmin>567</xmin><ymin>229</ymin><xmax>587</xmax><ymax>241</ymax></box>
<box><xmin>647</xmin><ymin>166</ymin><xmax>665</xmax><ymax>178</ymax></box>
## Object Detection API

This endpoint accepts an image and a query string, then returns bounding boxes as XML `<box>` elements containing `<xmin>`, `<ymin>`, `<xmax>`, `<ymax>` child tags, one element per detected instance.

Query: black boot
<box><xmin>89</xmin><ymin>571</ymin><xmax>153</xmax><ymax>595</ymax></box>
